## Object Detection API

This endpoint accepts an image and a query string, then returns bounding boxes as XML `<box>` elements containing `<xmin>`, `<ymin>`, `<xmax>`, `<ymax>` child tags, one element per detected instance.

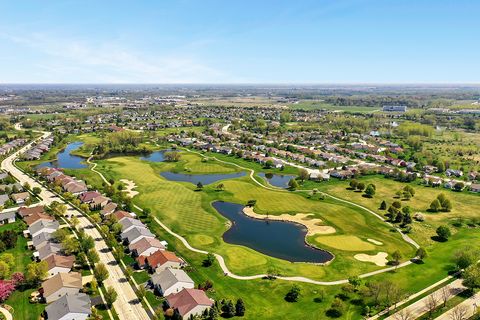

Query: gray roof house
<box><xmin>28</xmin><ymin>220</ymin><xmax>60</xmax><ymax>238</ymax></box>
<box><xmin>151</xmin><ymin>268</ymin><xmax>195</xmax><ymax>296</ymax></box>
<box><xmin>121</xmin><ymin>226</ymin><xmax>155</xmax><ymax>245</ymax></box>
<box><xmin>119</xmin><ymin>217</ymin><xmax>146</xmax><ymax>233</ymax></box>
<box><xmin>32</xmin><ymin>232</ymin><xmax>53</xmax><ymax>249</ymax></box>
<box><xmin>36</xmin><ymin>242</ymin><xmax>63</xmax><ymax>260</ymax></box>
<box><xmin>0</xmin><ymin>211</ymin><xmax>15</xmax><ymax>225</ymax></box>
<box><xmin>45</xmin><ymin>293</ymin><xmax>91</xmax><ymax>320</ymax></box>
<box><xmin>0</xmin><ymin>194</ymin><xmax>10</xmax><ymax>206</ymax></box>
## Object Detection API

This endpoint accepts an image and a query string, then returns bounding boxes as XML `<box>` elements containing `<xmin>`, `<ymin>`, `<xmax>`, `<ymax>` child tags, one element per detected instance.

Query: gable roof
<box><xmin>42</xmin><ymin>272</ymin><xmax>82</xmax><ymax>298</ymax></box>
<box><xmin>32</xmin><ymin>232</ymin><xmax>54</xmax><ymax>248</ymax></box>
<box><xmin>111</xmin><ymin>210</ymin><xmax>134</xmax><ymax>221</ymax></box>
<box><xmin>37</xmin><ymin>242</ymin><xmax>63</xmax><ymax>260</ymax></box>
<box><xmin>119</xmin><ymin>217</ymin><xmax>146</xmax><ymax>231</ymax></box>
<box><xmin>24</xmin><ymin>212</ymin><xmax>55</xmax><ymax>226</ymax></box>
<box><xmin>45</xmin><ymin>254</ymin><xmax>75</xmax><ymax>270</ymax></box>
<box><xmin>45</xmin><ymin>293</ymin><xmax>91</xmax><ymax>320</ymax></box>
<box><xmin>166</xmin><ymin>288</ymin><xmax>212</xmax><ymax>317</ymax></box>
<box><xmin>11</xmin><ymin>192</ymin><xmax>30</xmax><ymax>201</ymax></box>
<box><xmin>28</xmin><ymin>220</ymin><xmax>60</xmax><ymax>236</ymax></box>
<box><xmin>122</xmin><ymin>226</ymin><xmax>155</xmax><ymax>243</ymax></box>
<box><xmin>138</xmin><ymin>250</ymin><xmax>181</xmax><ymax>267</ymax></box>
<box><xmin>128</xmin><ymin>237</ymin><xmax>165</xmax><ymax>254</ymax></box>
<box><xmin>18</xmin><ymin>205</ymin><xmax>45</xmax><ymax>218</ymax></box>
<box><xmin>151</xmin><ymin>268</ymin><xmax>194</xmax><ymax>290</ymax></box>
<box><xmin>79</xmin><ymin>191</ymin><xmax>101</xmax><ymax>203</ymax></box>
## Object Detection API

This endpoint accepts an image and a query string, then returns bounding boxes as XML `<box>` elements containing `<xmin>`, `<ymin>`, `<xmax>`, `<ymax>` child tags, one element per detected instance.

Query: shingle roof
<box><xmin>166</xmin><ymin>288</ymin><xmax>212</xmax><ymax>317</ymax></box>
<box><xmin>45</xmin><ymin>293</ymin><xmax>91</xmax><ymax>320</ymax></box>
<box><xmin>42</xmin><ymin>272</ymin><xmax>82</xmax><ymax>298</ymax></box>
<box><xmin>151</xmin><ymin>268</ymin><xmax>193</xmax><ymax>292</ymax></box>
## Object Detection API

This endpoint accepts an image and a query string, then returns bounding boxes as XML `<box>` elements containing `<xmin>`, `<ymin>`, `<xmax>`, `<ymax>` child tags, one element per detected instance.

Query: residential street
<box><xmin>1</xmin><ymin>132</ymin><xmax>150</xmax><ymax>320</ymax></box>
<box><xmin>434</xmin><ymin>291</ymin><xmax>479</xmax><ymax>320</ymax></box>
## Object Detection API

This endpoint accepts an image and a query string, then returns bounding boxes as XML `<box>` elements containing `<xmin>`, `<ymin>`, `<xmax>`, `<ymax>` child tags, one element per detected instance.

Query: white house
<box><xmin>151</xmin><ymin>268</ymin><xmax>194</xmax><ymax>296</ymax></box>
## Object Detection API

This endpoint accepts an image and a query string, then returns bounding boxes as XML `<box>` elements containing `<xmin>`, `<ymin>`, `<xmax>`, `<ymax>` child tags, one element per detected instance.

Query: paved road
<box><xmin>434</xmin><ymin>291</ymin><xmax>479</xmax><ymax>320</ymax></box>
<box><xmin>1</xmin><ymin>131</ymin><xmax>150</xmax><ymax>320</ymax></box>
<box><xmin>385</xmin><ymin>278</ymin><xmax>465</xmax><ymax>320</ymax></box>
<box><xmin>0</xmin><ymin>307</ymin><xmax>12</xmax><ymax>320</ymax></box>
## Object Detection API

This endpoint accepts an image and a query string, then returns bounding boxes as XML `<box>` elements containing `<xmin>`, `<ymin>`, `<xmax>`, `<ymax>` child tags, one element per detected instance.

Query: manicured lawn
<box><xmin>132</xmin><ymin>270</ymin><xmax>151</xmax><ymax>284</ymax></box>
<box><xmin>88</xmin><ymin>154</ymin><xmax>414</xmax><ymax>281</ymax></box>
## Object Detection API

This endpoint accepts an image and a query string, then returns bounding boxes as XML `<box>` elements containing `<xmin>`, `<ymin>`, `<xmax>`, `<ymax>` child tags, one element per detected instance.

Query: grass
<box><xmin>132</xmin><ymin>270</ymin><xmax>151</xmax><ymax>284</ymax></box>
<box><xmin>87</xmin><ymin>152</ymin><xmax>414</xmax><ymax>281</ymax></box>
<box><xmin>288</xmin><ymin>101</ymin><xmax>381</xmax><ymax>113</ymax></box>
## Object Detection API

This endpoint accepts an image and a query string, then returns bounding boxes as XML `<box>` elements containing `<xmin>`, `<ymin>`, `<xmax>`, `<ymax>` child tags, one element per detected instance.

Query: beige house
<box><xmin>41</xmin><ymin>272</ymin><xmax>82</xmax><ymax>303</ymax></box>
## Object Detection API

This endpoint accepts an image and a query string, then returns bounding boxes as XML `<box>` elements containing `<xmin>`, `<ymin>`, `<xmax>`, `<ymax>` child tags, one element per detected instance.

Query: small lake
<box><xmin>140</xmin><ymin>149</ymin><xmax>172</xmax><ymax>162</ymax></box>
<box><xmin>213</xmin><ymin>201</ymin><xmax>333</xmax><ymax>263</ymax></box>
<box><xmin>258</xmin><ymin>173</ymin><xmax>296</xmax><ymax>188</ymax></box>
<box><xmin>161</xmin><ymin>171</ymin><xmax>246</xmax><ymax>185</ymax></box>
<box><xmin>37</xmin><ymin>142</ymin><xmax>87</xmax><ymax>169</ymax></box>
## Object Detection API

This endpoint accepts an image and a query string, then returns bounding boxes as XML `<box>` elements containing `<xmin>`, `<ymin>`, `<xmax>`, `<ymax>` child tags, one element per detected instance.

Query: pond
<box><xmin>160</xmin><ymin>171</ymin><xmax>246</xmax><ymax>185</ymax></box>
<box><xmin>212</xmin><ymin>201</ymin><xmax>333</xmax><ymax>263</ymax></box>
<box><xmin>37</xmin><ymin>142</ymin><xmax>87</xmax><ymax>169</ymax></box>
<box><xmin>140</xmin><ymin>149</ymin><xmax>172</xmax><ymax>162</ymax></box>
<box><xmin>258</xmin><ymin>172</ymin><xmax>296</xmax><ymax>188</ymax></box>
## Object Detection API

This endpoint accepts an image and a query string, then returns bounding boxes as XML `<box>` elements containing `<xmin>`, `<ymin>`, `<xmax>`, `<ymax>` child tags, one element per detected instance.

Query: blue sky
<box><xmin>0</xmin><ymin>0</ymin><xmax>478</xmax><ymax>83</ymax></box>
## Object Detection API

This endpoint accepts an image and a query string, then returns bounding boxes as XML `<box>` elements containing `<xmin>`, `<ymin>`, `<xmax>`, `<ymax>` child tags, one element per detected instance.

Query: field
<box><xmin>288</xmin><ymin>100</ymin><xmax>381</xmax><ymax>113</ymax></box>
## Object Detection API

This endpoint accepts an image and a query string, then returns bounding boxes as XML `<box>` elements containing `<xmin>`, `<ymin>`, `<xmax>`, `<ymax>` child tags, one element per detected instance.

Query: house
<box><xmin>63</xmin><ymin>181</ymin><xmax>88</xmax><ymax>195</ymax></box>
<box><xmin>383</xmin><ymin>105</ymin><xmax>407</xmax><ymax>112</ymax></box>
<box><xmin>24</xmin><ymin>212</ymin><xmax>55</xmax><ymax>226</ymax></box>
<box><xmin>45</xmin><ymin>254</ymin><xmax>75</xmax><ymax>277</ymax></box>
<box><xmin>309</xmin><ymin>171</ymin><xmax>330</xmax><ymax>181</ymax></box>
<box><xmin>100</xmin><ymin>202</ymin><xmax>117</xmax><ymax>215</ymax></box>
<box><xmin>35</xmin><ymin>242</ymin><xmax>62</xmax><ymax>260</ymax></box>
<box><xmin>129</xmin><ymin>237</ymin><xmax>165</xmax><ymax>257</ymax></box>
<box><xmin>151</xmin><ymin>268</ymin><xmax>194</xmax><ymax>296</ymax></box>
<box><xmin>32</xmin><ymin>232</ymin><xmax>54</xmax><ymax>249</ymax></box>
<box><xmin>28</xmin><ymin>220</ymin><xmax>60</xmax><ymax>238</ymax></box>
<box><xmin>111</xmin><ymin>210</ymin><xmax>135</xmax><ymax>221</ymax></box>
<box><xmin>446</xmin><ymin>169</ymin><xmax>463</xmax><ymax>177</ymax></box>
<box><xmin>11</xmin><ymin>192</ymin><xmax>30</xmax><ymax>204</ymax></box>
<box><xmin>0</xmin><ymin>211</ymin><xmax>15</xmax><ymax>225</ymax></box>
<box><xmin>45</xmin><ymin>293</ymin><xmax>91</xmax><ymax>320</ymax></box>
<box><xmin>137</xmin><ymin>250</ymin><xmax>183</xmax><ymax>272</ymax></box>
<box><xmin>0</xmin><ymin>194</ymin><xmax>9</xmax><ymax>206</ymax></box>
<box><xmin>121</xmin><ymin>226</ymin><xmax>155</xmax><ymax>245</ymax></box>
<box><xmin>41</xmin><ymin>272</ymin><xmax>82</xmax><ymax>303</ymax></box>
<box><xmin>18</xmin><ymin>205</ymin><xmax>45</xmax><ymax>218</ymax></box>
<box><xmin>119</xmin><ymin>217</ymin><xmax>147</xmax><ymax>233</ymax></box>
<box><xmin>89</xmin><ymin>196</ymin><xmax>110</xmax><ymax>210</ymax></box>
<box><xmin>470</xmin><ymin>184</ymin><xmax>480</xmax><ymax>193</ymax></box>
<box><xmin>79</xmin><ymin>191</ymin><xmax>101</xmax><ymax>204</ymax></box>
<box><xmin>165</xmin><ymin>288</ymin><xmax>213</xmax><ymax>319</ymax></box>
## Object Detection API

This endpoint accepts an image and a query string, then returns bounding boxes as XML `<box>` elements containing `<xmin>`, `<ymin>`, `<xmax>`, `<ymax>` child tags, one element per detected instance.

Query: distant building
<box><xmin>383</xmin><ymin>105</ymin><xmax>407</xmax><ymax>112</ymax></box>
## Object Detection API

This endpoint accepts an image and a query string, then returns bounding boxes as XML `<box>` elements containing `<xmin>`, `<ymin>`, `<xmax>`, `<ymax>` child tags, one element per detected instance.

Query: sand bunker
<box><xmin>354</xmin><ymin>252</ymin><xmax>388</xmax><ymax>266</ymax></box>
<box><xmin>243</xmin><ymin>207</ymin><xmax>335</xmax><ymax>235</ymax></box>
<box><xmin>120</xmin><ymin>179</ymin><xmax>139</xmax><ymax>198</ymax></box>
<box><xmin>367</xmin><ymin>238</ymin><xmax>383</xmax><ymax>245</ymax></box>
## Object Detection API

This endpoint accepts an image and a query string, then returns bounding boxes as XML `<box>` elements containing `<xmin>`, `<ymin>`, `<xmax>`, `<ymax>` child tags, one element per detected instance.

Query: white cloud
<box><xmin>0</xmin><ymin>32</ymin><xmax>228</xmax><ymax>83</ymax></box>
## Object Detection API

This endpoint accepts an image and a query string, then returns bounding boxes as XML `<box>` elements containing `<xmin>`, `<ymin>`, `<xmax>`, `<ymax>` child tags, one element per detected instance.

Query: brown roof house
<box><xmin>41</xmin><ymin>272</ymin><xmax>82</xmax><ymax>303</ymax></box>
<box><xmin>18</xmin><ymin>205</ymin><xmax>45</xmax><ymax>218</ymax></box>
<box><xmin>137</xmin><ymin>250</ymin><xmax>183</xmax><ymax>272</ymax></box>
<box><xmin>165</xmin><ymin>288</ymin><xmax>213</xmax><ymax>319</ymax></box>
<box><xmin>45</xmin><ymin>254</ymin><xmax>75</xmax><ymax>278</ymax></box>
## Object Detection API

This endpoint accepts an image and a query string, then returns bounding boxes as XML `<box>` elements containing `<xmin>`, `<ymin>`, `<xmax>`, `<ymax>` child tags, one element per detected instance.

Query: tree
<box><xmin>380</xmin><ymin>200</ymin><xmax>387</xmax><ymax>210</ymax></box>
<box><xmin>0</xmin><ymin>261</ymin><xmax>9</xmax><ymax>280</ymax></box>
<box><xmin>462</xmin><ymin>264</ymin><xmax>480</xmax><ymax>291</ymax></box>
<box><xmin>454</xmin><ymin>247</ymin><xmax>479</xmax><ymax>270</ymax></box>
<box><xmin>430</xmin><ymin>199</ymin><xmax>441</xmax><ymax>212</ymax></box>
<box><xmin>142</xmin><ymin>208</ymin><xmax>151</xmax><ymax>217</ymax></box>
<box><xmin>104</xmin><ymin>286</ymin><xmax>117</xmax><ymax>308</ymax></box>
<box><xmin>391</xmin><ymin>250</ymin><xmax>402</xmax><ymax>266</ymax></box>
<box><xmin>203</xmin><ymin>253</ymin><xmax>215</xmax><ymax>267</ymax></box>
<box><xmin>348</xmin><ymin>276</ymin><xmax>362</xmax><ymax>291</ymax></box>
<box><xmin>298</xmin><ymin>169</ymin><xmax>309</xmax><ymax>182</ymax></box>
<box><xmin>235</xmin><ymin>298</ymin><xmax>245</xmax><ymax>316</ymax></box>
<box><xmin>71</xmin><ymin>216</ymin><xmax>80</xmax><ymax>229</ymax></box>
<box><xmin>288</xmin><ymin>178</ymin><xmax>299</xmax><ymax>190</ymax></box>
<box><xmin>216</xmin><ymin>183</ymin><xmax>225</xmax><ymax>191</ymax></box>
<box><xmin>264</xmin><ymin>160</ymin><xmax>274</xmax><ymax>169</ymax></box>
<box><xmin>356</xmin><ymin>182</ymin><xmax>366</xmax><ymax>191</ymax></box>
<box><xmin>440</xmin><ymin>285</ymin><xmax>452</xmax><ymax>308</ymax></box>
<box><xmin>393</xmin><ymin>308</ymin><xmax>414</xmax><ymax>320</ymax></box>
<box><xmin>32</xmin><ymin>187</ymin><xmax>41</xmax><ymax>195</ymax></box>
<box><xmin>25</xmin><ymin>261</ymin><xmax>48</xmax><ymax>285</ymax></box>
<box><xmin>221</xmin><ymin>300</ymin><xmax>235</xmax><ymax>318</ymax></box>
<box><xmin>327</xmin><ymin>298</ymin><xmax>344</xmax><ymax>318</ymax></box>
<box><xmin>365</xmin><ymin>184</ymin><xmax>376</xmax><ymax>198</ymax></box>
<box><xmin>87</xmin><ymin>249</ymin><xmax>100</xmax><ymax>264</ymax></box>
<box><xmin>137</xmin><ymin>285</ymin><xmax>146</xmax><ymax>301</ymax></box>
<box><xmin>453</xmin><ymin>182</ymin><xmax>464</xmax><ymax>192</ymax></box>
<box><xmin>285</xmin><ymin>285</ymin><xmax>301</xmax><ymax>302</ymax></box>
<box><xmin>416</xmin><ymin>247</ymin><xmax>427</xmax><ymax>261</ymax></box>
<box><xmin>449</xmin><ymin>304</ymin><xmax>469</xmax><ymax>320</ymax></box>
<box><xmin>94</xmin><ymin>263</ymin><xmax>109</xmax><ymax>284</ymax></box>
<box><xmin>62</xmin><ymin>237</ymin><xmax>80</xmax><ymax>255</ymax></box>
<box><xmin>196</xmin><ymin>182</ymin><xmax>203</xmax><ymax>190</ymax></box>
<box><xmin>164</xmin><ymin>151</ymin><xmax>181</xmax><ymax>162</ymax></box>
<box><xmin>424</xmin><ymin>293</ymin><xmax>438</xmax><ymax>318</ymax></box>
<box><xmin>436</xmin><ymin>225</ymin><xmax>451</xmax><ymax>241</ymax></box>
<box><xmin>0</xmin><ymin>280</ymin><xmax>15</xmax><ymax>302</ymax></box>
<box><xmin>349</xmin><ymin>179</ymin><xmax>358</xmax><ymax>189</ymax></box>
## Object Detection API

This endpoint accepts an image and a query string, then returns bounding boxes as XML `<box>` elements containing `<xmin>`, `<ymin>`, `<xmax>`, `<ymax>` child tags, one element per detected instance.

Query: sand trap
<box><xmin>367</xmin><ymin>238</ymin><xmax>383</xmax><ymax>245</ymax></box>
<box><xmin>354</xmin><ymin>252</ymin><xmax>388</xmax><ymax>266</ymax></box>
<box><xmin>120</xmin><ymin>179</ymin><xmax>139</xmax><ymax>198</ymax></box>
<box><xmin>243</xmin><ymin>207</ymin><xmax>335</xmax><ymax>235</ymax></box>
